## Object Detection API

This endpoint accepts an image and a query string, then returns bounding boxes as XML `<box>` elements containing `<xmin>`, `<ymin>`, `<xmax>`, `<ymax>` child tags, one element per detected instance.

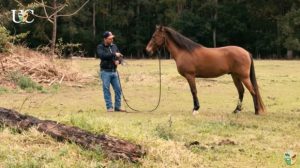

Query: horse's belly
<box><xmin>195</xmin><ymin>67</ymin><xmax>229</xmax><ymax>78</ymax></box>
<box><xmin>196</xmin><ymin>73</ymin><xmax>226</xmax><ymax>78</ymax></box>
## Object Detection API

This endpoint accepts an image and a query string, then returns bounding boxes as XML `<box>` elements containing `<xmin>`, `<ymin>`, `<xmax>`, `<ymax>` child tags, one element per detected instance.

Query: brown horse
<box><xmin>146</xmin><ymin>25</ymin><xmax>265</xmax><ymax>115</ymax></box>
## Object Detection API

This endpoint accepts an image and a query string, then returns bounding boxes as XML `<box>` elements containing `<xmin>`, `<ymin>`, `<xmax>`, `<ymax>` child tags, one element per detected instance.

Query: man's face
<box><xmin>104</xmin><ymin>37</ymin><xmax>114</xmax><ymax>45</ymax></box>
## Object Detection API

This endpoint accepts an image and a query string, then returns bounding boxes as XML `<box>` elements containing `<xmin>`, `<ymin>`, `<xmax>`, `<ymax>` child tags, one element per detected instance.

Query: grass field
<box><xmin>0</xmin><ymin>59</ymin><xmax>300</xmax><ymax>168</ymax></box>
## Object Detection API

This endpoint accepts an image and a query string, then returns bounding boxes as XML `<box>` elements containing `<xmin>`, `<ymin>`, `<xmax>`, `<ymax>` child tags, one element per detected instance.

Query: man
<box><xmin>97</xmin><ymin>31</ymin><xmax>126</xmax><ymax>112</ymax></box>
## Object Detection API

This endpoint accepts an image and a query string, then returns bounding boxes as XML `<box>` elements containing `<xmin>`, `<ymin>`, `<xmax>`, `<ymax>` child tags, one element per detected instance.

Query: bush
<box><xmin>55</xmin><ymin>38</ymin><xmax>84</xmax><ymax>58</ymax></box>
<box><xmin>0</xmin><ymin>25</ymin><xmax>29</xmax><ymax>53</ymax></box>
<box><xmin>0</xmin><ymin>26</ymin><xmax>11</xmax><ymax>53</ymax></box>
<box><xmin>18</xmin><ymin>75</ymin><xmax>43</xmax><ymax>91</ymax></box>
<box><xmin>7</xmin><ymin>71</ymin><xmax>43</xmax><ymax>91</ymax></box>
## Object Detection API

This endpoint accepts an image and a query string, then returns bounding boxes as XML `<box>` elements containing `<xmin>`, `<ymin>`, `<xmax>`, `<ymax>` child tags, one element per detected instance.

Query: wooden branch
<box><xmin>14</xmin><ymin>0</ymin><xmax>90</xmax><ymax>23</ymax></box>
<box><xmin>35</xmin><ymin>0</ymin><xmax>55</xmax><ymax>9</ymax></box>
<box><xmin>56</xmin><ymin>4</ymin><xmax>67</xmax><ymax>13</ymax></box>
<box><xmin>0</xmin><ymin>107</ymin><xmax>145</xmax><ymax>162</ymax></box>
<box><xmin>13</xmin><ymin>0</ymin><xmax>24</xmax><ymax>7</ymax></box>
<box><xmin>57</xmin><ymin>0</ymin><xmax>90</xmax><ymax>17</ymax></box>
<box><xmin>48</xmin><ymin>4</ymin><xmax>67</xmax><ymax>19</ymax></box>
<box><xmin>41</xmin><ymin>0</ymin><xmax>50</xmax><ymax>19</ymax></box>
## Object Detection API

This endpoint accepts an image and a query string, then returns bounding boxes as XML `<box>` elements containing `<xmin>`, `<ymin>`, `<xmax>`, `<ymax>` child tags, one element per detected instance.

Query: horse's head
<box><xmin>146</xmin><ymin>25</ymin><xmax>166</xmax><ymax>56</ymax></box>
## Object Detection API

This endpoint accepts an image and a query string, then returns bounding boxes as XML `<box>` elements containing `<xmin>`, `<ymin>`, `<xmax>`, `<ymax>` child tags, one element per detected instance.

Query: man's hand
<box><xmin>114</xmin><ymin>60</ymin><xmax>120</xmax><ymax>65</ymax></box>
<box><xmin>115</xmin><ymin>52</ymin><xmax>123</xmax><ymax>57</ymax></box>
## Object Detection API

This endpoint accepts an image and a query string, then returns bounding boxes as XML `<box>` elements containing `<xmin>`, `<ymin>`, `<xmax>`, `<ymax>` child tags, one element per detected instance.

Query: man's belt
<box><xmin>101</xmin><ymin>69</ymin><xmax>117</xmax><ymax>72</ymax></box>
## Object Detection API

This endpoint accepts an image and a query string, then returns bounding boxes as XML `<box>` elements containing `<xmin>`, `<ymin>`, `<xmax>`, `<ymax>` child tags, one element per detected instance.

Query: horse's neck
<box><xmin>165</xmin><ymin>38</ymin><xmax>182</xmax><ymax>61</ymax></box>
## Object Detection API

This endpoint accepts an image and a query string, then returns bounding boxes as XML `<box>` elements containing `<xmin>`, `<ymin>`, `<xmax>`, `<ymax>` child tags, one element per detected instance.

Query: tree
<box><xmin>2</xmin><ymin>0</ymin><xmax>300</xmax><ymax>58</ymax></box>
<box><xmin>15</xmin><ymin>0</ymin><xmax>90</xmax><ymax>57</ymax></box>
<box><xmin>279</xmin><ymin>7</ymin><xmax>300</xmax><ymax>59</ymax></box>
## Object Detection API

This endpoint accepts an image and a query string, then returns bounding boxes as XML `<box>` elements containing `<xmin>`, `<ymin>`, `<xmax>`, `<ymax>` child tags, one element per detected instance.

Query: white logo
<box><xmin>11</xmin><ymin>9</ymin><xmax>34</xmax><ymax>24</ymax></box>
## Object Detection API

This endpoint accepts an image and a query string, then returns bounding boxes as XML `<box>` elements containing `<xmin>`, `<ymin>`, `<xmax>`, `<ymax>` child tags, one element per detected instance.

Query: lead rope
<box><xmin>117</xmin><ymin>51</ymin><xmax>162</xmax><ymax>112</ymax></box>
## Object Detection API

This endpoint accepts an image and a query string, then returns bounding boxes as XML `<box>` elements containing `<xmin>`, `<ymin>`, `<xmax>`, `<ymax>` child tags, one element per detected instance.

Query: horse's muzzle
<box><xmin>145</xmin><ymin>47</ymin><xmax>153</xmax><ymax>56</ymax></box>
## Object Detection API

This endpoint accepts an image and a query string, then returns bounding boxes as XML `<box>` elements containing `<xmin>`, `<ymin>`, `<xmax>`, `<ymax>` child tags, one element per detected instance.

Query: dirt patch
<box><xmin>216</xmin><ymin>139</ymin><xmax>237</xmax><ymax>146</ymax></box>
<box><xmin>186</xmin><ymin>139</ymin><xmax>237</xmax><ymax>151</ymax></box>
<box><xmin>291</xmin><ymin>109</ymin><xmax>300</xmax><ymax>113</ymax></box>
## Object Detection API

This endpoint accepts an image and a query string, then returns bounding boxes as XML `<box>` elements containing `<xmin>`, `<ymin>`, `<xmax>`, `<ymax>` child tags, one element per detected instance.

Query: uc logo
<box><xmin>11</xmin><ymin>9</ymin><xmax>34</xmax><ymax>24</ymax></box>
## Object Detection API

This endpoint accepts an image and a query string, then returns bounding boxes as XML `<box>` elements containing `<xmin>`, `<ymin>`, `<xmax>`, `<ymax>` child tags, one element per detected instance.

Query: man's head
<box><xmin>103</xmin><ymin>31</ymin><xmax>115</xmax><ymax>45</ymax></box>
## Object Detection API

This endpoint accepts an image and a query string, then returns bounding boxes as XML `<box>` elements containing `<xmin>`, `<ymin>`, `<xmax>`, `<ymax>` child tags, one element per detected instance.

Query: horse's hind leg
<box><xmin>241</xmin><ymin>77</ymin><xmax>259</xmax><ymax>114</ymax></box>
<box><xmin>231</xmin><ymin>75</ymin><xmax>244</xmax><ymax>113</ymax></box>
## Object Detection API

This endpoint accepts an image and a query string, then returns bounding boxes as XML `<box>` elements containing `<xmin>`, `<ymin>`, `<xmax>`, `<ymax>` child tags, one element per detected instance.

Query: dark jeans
<box><xmin>100</xmin><ymin>70</ymin><xmax>122</xmax><ymax>110</ymax></box>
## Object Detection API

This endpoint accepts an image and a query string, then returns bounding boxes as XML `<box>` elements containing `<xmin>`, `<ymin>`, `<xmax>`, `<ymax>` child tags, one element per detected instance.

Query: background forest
<box><xmin>1</xmin><ymin>0</ymin><xmax>300</xmax><ymax>59</ymax></box>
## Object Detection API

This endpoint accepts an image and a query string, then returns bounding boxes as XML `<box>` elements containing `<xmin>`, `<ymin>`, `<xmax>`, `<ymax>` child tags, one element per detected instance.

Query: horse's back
<box><xmin>193</xmin><ymin>46</ymin><xmax>251</xmax><ymax>78</ymax></box>
<box><xmin>217</xmin><ymin>46</ymin><xmax>250</xmax><ymax>58</ymax></box>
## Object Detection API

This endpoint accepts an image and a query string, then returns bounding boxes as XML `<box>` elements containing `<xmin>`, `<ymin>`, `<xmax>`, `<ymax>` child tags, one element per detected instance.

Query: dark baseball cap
<box><xmin>103</xmin><ymin>31</ymin><xmax>115</xmax><ymax>39</ymax></box>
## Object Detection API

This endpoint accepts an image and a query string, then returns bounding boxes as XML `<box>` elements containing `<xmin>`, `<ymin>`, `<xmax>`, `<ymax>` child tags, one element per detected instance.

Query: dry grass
<box><xmin>0</xmin><ymin>59</ymin><xmax>300</xmax><ymax>167</ymax></box>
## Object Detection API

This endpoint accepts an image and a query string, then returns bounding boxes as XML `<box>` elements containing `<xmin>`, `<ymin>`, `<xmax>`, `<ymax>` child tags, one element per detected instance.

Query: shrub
<box><xmin>55</xmin><ymin>38</ymin><xmax>84</xmax><ymax>58</ymax></box>
<box><xmin>18</xmin><ymin>75</ymin><xmax>42</xmax><ymax>90</ymax></box>
<box><xmin>0</xmin><ymin>25</ymin><xmax>29</xmax><ymax>53</ymax></box>
<box><xmin>0</xmin><ymin>26</ymin><xmax>11</xmax><ymax>53</ymax></box>
<box><xmin>7</xmin><ymin>71</ymin><xmax>43</xmax><ymax>91</ymax></box>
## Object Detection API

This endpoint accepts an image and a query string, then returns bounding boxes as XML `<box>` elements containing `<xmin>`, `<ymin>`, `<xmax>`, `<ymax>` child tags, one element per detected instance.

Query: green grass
<box><xmin>0</xmin><ymin>59</ymin><xmax>300</xmax><ymax>167</ymax></box>
<box><xmin>0</xmin><ymin>86</ymin><xmax>8</xmax><ymax>94</ymax></box>
<box><xmin>6</xmin><ymin>71</ymin><xmax>44</xmax><ymax>92</ymax></box>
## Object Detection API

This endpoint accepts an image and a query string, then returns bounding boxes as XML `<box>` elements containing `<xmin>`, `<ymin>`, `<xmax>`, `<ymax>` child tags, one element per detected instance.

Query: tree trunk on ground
<box><xmin>0</xmin><ymin>107</ymin><xmax>145</xmax><ymax>162</ymax></box>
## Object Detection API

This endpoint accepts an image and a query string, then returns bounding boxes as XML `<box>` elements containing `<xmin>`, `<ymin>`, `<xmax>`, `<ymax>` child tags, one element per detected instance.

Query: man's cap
<box><xmin>103</xmin><ymin>31</ymin><xmax>115</xmax><ymax>39</ymax></box>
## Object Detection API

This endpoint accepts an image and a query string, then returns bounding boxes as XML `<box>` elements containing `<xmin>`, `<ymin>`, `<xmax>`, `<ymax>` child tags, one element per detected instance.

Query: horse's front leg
<box><xmin>185</xmin><ymin>75</ymin><xmax>200</xmax><ymax>115</ymax></box>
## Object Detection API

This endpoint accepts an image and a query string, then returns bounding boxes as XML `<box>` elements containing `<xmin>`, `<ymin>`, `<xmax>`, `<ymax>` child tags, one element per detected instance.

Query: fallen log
<box><xmin>0</xmin><ymin>107</ymin><xmax>145</xmax><ymax>162</ymax></box>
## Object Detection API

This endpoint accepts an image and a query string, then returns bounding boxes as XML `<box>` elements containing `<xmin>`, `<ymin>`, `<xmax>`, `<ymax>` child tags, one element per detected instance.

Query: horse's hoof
<box><xmin>233</xmin><ymin>109</ymin><xmax>241</xmax><ymax>114</ymax></box>
<box><xmin>255</xmin><ymin>111</ymin><xmax>265</xmax><ymax>115</ymax></box>
<box><xmin>192</xmin><ymin>110</ymin><xmax>199</xmax><ymax>115</ymax></box>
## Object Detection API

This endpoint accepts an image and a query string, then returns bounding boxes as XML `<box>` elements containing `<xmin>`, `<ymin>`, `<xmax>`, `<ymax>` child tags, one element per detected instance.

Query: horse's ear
<box><xmin>155</xmin><ymin>25</ymin><xmax>164</xmax><ymax>31</ymax></box>
<box><xmin>156</xmin><ymin>25</ymin><xmax>163</xmax><ymax>31</ymax></box>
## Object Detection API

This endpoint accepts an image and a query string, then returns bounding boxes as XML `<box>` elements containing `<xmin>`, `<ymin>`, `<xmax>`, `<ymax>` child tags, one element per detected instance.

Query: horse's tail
<box><xmin>249</xmin><ymin>55</ymin><xmax>265</xmax><ymax>113</ymax></box>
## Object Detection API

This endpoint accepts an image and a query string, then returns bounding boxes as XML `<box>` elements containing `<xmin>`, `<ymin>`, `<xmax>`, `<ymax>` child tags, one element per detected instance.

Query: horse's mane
<box><xmin>164</xmin><ymin>27</ymin><xmax>202</xmax><ymax>52</ymax></box>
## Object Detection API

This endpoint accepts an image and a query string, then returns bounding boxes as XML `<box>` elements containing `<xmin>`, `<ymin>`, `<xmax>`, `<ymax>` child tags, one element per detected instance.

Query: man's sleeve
<box><xmin>97</xmin><ymin>44</ymin><xmax>116</xmax><ymax>60</ymax></box>
<box><xmin>115</xmin><ymin>45</ymin><xmax>120</xmax><ymax>53</ymax></box>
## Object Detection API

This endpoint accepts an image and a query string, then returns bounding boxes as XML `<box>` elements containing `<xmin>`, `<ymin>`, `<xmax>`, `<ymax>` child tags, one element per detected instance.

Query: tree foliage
<box><xmin>1</xmin><ymin>0</ymin><xmax>300</xmax><ymax>58</ymax></box>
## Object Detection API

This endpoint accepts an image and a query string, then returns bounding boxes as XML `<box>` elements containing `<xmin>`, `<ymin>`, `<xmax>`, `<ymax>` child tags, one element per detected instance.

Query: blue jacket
<box><xmin>97</xmin><ymin>43</ymin><xmax>119</xmax><ymax>70</ymax></box>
